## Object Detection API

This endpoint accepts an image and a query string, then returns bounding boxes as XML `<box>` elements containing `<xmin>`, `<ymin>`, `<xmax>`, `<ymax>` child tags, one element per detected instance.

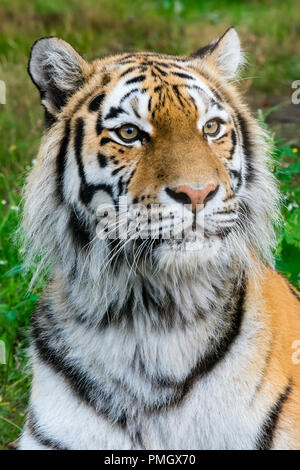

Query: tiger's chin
<box><xmin>125</xmin><ymin>230</ymin><xmax>231</xmax><ymax>274</ymax></box>
<box><xmin>155</xmin><ymin>237</ymin><xmax>223</xmax><ymax>270</ymax></box>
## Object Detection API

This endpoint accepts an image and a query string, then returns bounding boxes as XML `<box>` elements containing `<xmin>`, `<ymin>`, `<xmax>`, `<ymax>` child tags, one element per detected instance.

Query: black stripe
<box><xmin>120</xmin><ymin>88</ymin><xmax>139</xmax><ymax>103</ymax></box>
<box><xmin>228</xmin><ymin>129</ymin><xmax>237</xmax><ymax>159</ymax></box>
<box><xmin>101</xmin><ymin>73</ymin><xmax>111</xmax><ymax>87</ymax></box>
<box><xmin>105</xmin><ymin>106</ymin><xmax>126</xmax><ymax>120</ymax></box>
<box><xmin>172</xmin><ymin>85</ymin><xmax>185</xmax><ymax>108</ymax></box>
<box><xmin>91</xmin><ymin>94</ymin><xmax>106</xmax><ymax>135</ymax></box>
<box><xmin>125</xmin><ymin>168</ymin><xmax>136</xmax><ymax>191</ymax></box>
<box><xmin>238</xmin><ymin>200</ymin><xmax>252</xmax><ymax>231</ymax></box>
<box><xmin>153</xmin><ymin>277</ymin><xmax>247</xmax><ymax>407</ymax></box>
<box><xmin>187</xmin><ymin>84</ymin><xmax>223</xmax><ymax>104</ymax></box>
<box><xmin>152</xmin><ymin>61</ymin><xmax>171</xmax><ymax>68</ymax></box>
<box><xmin>117</xmin><ymin>60</ymin><xmax>136</xmax><ymax>65</ymax></box>
<box><xmin>235</xmin><ymin>112</ymin><xmax>255</xmax><ymax>184</ymax></box>
<box><xmin>125</xmin><ymin>75</ymin><xmax>146</xmax><ymax>85</ymax></box>
<box><xmin>96</xmin><ymin>114</ymin><xmax>104</xmax><ymax>135</ymax></box>
<box><xmin>132</xmin><ymin>106</ymin><xmax>141</xmax><ymax>119</ymax></box>
<box><xmin>99</xmin><ymin>290</ymin><xmax>135</xmax><ymax>329</ymax></box>
<box><xmin>97</xmin><ymin>152</ymin><xmax>107</xmax><ymax>168</ymax></box>
<box><xmin>98</xmin><ymin>280</ymin><xmax>183</xmax><ymax>331</ymax></box>
<box><xmin>68</xmin><ymin>208</ymin><xmax>92</xmax><ymax>249</ymax></box>
<box><xmin>56</xmin><ymin>120</ymin><xmax>71</xmax><ymax>203</ymax></box>
<box><xmin>91</xmin><ymin>183</ymin><xmax>114</xmax><ymax>200</ymax></box>
<box><xmin>154</xmin><ymin>65</ymin><xmax>168</xmax><ymax>76</ymax></box>
<box><xmin>82</xmin><ymin>182</ymin><xmax>115</xmax><ymax>206</ymax></box>
<box><xmin>256</xmin><ymin>379</ymin><xmax>293</xmax><ymax>450</ymax></box>
<box><xmin>88</xmin><ymin>93</ymin><xmax>105</xmax><ymax>112</ymax></box>
<box><xmin>44</xmin><ymin>109</ymin><xmax>56</xmax><ymax>128</ymax></box>
<box><xmin>172</xmin><ymin>71</ymin><xmax>195</xmax><ymax>80</ymax></box>
<box><xmin>118</xmin><ymin>177</ymin><xmax>125</xmax><ymax>196</ymax></box>
<box><xmin>100</xmin><ymin>137</ymin><xmax>115</xmax><ymax>146</ymax></box>
<box><xmin>31</xmin><ymin>301</ymin><xmax>128</xmax><ymax>428</ymax></box>
<box><xmin>74</xmin><ymin>118</ymin><xmax>85</xmax><ymax>180</ymax></box>
<box><xmin>230</xmin><ymin>169</ymin><xmax>242</xmax><ymax>193</ymax></box>
<box><xmin>288</xmin><ymin>284</ymin><xmax>300</xmax><ymax>302</ymax></box>
<box><xmin>27</xmin><ymin>409</ymin><xmax>68</xmax><ymax>450</ymax></box>
<box><xmin>79</xmin><ymin>185</ymin><xmax>97</xmax><ymax>206</ymax></box>
<box><xmin>230</xmin><ymin>169</ymin><xmax>241</xmax><ymax>179</ymax></box>
<box><xmin>112</xmin><ymin>165</ymin><xmax>125</xmax><ymax>176</ymax></box>
<box><xmin>184</xmin><ymin>277</ymin><xmax>245</xmax><ymax>373</ymax></box>
<box><xmin>119</xmin><ymin>66</ymin><xmax>136</xmax><ymax>78</ymax></box>
<box><xmin>251</xmin><ymin>343</ymin><xmax>273</xmax><ymax>402</ymax></box>
<box><xmin>118</xmin><ymin>53</ymin><xmax>136</xmax><ymax>61</ymax></box>
<box><xmin>74</xmin><ymin>118</ymin><xmax>90</xmax><ymax>205</ymax></box>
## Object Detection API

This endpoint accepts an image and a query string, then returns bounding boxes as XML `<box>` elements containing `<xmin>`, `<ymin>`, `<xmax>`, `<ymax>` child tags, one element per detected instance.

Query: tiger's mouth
<box><xmin>131</xmin><ymin>224</ymin><xmax>233</xmax><ymax>253</ymax></box>
<box><xmin>96</xmin><ymin>200</ymin><xmax>237</xmax><ymax>251</ymax></box>
<box><xmin>96</xmin><ymin>203</ymin><xmax>237</xmax><ymax>269</ymax></box>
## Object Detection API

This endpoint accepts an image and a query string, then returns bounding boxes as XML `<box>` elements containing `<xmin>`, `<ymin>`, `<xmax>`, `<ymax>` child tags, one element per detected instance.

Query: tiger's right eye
<box><xmin>117</xmin><ymin>124</ymin><xmax>139</xmax><ymax>142</ymax></box>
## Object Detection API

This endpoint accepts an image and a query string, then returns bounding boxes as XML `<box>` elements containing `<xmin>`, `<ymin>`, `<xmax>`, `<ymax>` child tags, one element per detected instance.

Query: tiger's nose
<box><xmin>166</xmin><ymin>184</ymin><xmax>219</xmax><ymax>211</ymax></box>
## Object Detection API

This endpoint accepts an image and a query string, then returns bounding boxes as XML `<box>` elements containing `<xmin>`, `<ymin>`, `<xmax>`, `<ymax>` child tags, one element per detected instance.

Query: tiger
<box><xmin>19</xmin><ymin>27</ymin><xmax>300</xmax><ymax>450</ymax></box>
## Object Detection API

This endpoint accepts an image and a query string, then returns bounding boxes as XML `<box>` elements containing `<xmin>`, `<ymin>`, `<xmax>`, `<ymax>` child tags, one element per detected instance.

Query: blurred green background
<box><xmin>0</xmin><ymin>0</ymin><xmax>299</xmax><ymax>449</ymax></box>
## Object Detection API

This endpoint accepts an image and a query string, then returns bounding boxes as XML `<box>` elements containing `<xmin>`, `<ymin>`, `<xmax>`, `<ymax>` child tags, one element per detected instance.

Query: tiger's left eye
<box><xmin>118</xmin><ymin>124</ymin><xmax>139</xmax><ymax>142</ymax></box>
<box><xmin>203</xmin><ymin>119</ymin><xmax>220</xmax><ymax>136</ymax></box>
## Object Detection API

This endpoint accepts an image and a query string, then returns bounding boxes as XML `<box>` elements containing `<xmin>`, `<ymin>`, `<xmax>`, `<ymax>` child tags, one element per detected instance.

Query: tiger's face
<box><xmin>85</xmin><ymin>59</ymin><xmax>238</xmax><ymax>259</ymax></box>
<box><xmin>26</xmin><ymin>29</ymin><xmax>276</xmax><ymax>273</ymax></box>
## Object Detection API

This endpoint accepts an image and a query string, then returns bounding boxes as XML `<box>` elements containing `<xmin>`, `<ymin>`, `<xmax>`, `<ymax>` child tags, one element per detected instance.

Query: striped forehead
<box><xmin>101</xmin><ymin>72</ymin><xmax>152</xmax><ymax>133</ymax></box>
<box><xmin>186</xmin><ymin>77</ymin><xmax>229</xmax><ymax>128</ymax></box>
<box><xmin>101</xmin><ymin>62</ymin><xmax>229</xmax><ymax>132</ymax></box>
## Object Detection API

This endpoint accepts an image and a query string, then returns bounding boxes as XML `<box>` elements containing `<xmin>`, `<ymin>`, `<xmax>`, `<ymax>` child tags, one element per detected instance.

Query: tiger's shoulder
<box><xmin>249</xmin><ymin>266</ymin><xmax>300</xmax><ymax>448</ymax></box>
<box><xmin>260</xmin><ymin>266</ymin><xmax>300</xmax><ymax>332</ymax></box>
<box><xmin>261</xmin><ymin>267</ymin><xmax>300</xmax><ymax>381</ymax></box>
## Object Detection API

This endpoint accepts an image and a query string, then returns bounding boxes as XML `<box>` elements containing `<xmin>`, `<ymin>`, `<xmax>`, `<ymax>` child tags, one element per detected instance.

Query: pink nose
<box><xmin>175</xmin><ymin>184</ymin><xmax>217</xmax><ymax>211</ymax></box>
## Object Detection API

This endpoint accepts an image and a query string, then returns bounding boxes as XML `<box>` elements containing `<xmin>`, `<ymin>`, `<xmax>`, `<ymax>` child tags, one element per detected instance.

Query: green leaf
<box><xmin>278</xmin><ymin>146</ymin><xmax>298</xmax><ymax>158</ymax></box>
<box><xmin>3</xmin><ymin>264</ymin><xmax>24</xmax><ymax>277</ymax></box>
<box><xmin>277</xmin><ymin>161</ymin><xmax>300</xmax><ymax>176</ymax></box>
<box><xmin>276</xmin><ymin>241</ymin><xmax>300</xmax><ymax>287</ymax></box>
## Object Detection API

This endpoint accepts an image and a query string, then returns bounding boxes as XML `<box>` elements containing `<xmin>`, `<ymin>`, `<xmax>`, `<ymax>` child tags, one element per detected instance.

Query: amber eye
<box><xmin>118</xmin><ymin>124</ymin><xmax>139</xmax><ymax>142</ymax></box>
<box><xmin>203</xmin><ymin>119</ymin><xmax>220</xmax><ymax>136</ymax></box>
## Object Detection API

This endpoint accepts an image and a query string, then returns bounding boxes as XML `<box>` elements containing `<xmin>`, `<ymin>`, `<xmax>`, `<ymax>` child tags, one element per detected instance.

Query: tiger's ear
<box><xmin>191</xmin><ymin>27</ymin><xmax>245</xmax><ymax>79</ymax></box>
<box><xmin>28</xmin><ymin>37</ymin><xmax>89</xmax><ymax>118</ymax></box>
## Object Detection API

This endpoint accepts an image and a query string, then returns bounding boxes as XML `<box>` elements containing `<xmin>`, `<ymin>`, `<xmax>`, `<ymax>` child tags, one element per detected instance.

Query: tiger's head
<box><xmin>24</xmin><ymin>28</ymin><xmax>278</xmax><ymax>281</ymax></box>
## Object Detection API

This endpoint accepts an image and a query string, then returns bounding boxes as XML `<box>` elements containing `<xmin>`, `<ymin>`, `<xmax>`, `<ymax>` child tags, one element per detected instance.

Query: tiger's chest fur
<box><xmin>20</xmin><ymin>266</ymin><xmax>291</xmax><ymax>450</ymax></box>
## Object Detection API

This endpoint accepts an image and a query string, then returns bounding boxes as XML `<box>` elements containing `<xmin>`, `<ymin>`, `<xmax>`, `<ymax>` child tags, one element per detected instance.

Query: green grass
<box><xmin>0</xmin><ymin>0</ymin><xmax>300</xmax><ymax>449</ymax></box>
<box><xmin>0</xmin><ymin>199</ymin><xmax>36</xmax><ymax>448</ymax></box>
